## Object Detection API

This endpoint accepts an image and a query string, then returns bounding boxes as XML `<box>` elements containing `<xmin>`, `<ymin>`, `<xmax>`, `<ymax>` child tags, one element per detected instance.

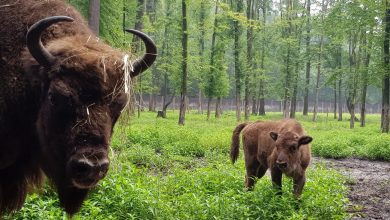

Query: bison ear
<box><xmin>298</xmin><ymin>136</ymin><xmax>313</xmax><ymax>146</ymax></box>
<box><xmin>270</xmin><ymin>132</ymin><xmax>278</xmax><ymax>141</ymax></box>
<box><xmin>23</xmin><ymin>56</ymin><xmax>51</xmax><ymax>86</ymax></box>
<box><xmin>110</xmin><ymin>93</ymin><xmax>128</xmax><ymax>111</ymax></box>
<box><xmin>108</xmin><ymin>93</ymin><xmax>128</xmax><ymax>126</ymax></box>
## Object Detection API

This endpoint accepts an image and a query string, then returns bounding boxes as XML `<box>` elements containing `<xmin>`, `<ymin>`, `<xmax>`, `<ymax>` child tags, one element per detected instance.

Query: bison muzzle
<box><xmin>0</xmin><ymin>0</ymin><xmax>156</xmax><ymax>216</ymax></box>
<box><xmin>231</xmin><ymin>119</ymin><xmax>312</xmax><ymax>198</ymax></box>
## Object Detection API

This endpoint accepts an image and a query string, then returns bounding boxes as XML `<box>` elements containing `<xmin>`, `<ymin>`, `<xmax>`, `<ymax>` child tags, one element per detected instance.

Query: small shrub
<box><xmin>169</xmin><ymin>140</ymin><xmax>205</xmax><ymax>157</ymax></box>
<box><xmin>364</xmin><ymin>135</ymin><xmax>390</xmax><ymax>161</ymax></box>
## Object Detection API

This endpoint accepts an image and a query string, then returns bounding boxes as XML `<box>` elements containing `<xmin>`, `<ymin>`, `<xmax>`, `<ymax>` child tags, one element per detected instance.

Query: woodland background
<box><xmin>72</xmin><ymin>0</ymin><xmax>390</xmax><ymax>131</ymax></box>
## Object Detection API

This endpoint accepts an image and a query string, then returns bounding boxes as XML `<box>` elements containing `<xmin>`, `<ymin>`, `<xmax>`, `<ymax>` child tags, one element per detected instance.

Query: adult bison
<box><xmin>0</xmin><ymin>0</ymin><xmax>156</xmax><ymax>216</ymax></box>
<box><xmin>231</xmin><ymin>119</ymin><xmax>312</xmax><ymax>197</ymax></box>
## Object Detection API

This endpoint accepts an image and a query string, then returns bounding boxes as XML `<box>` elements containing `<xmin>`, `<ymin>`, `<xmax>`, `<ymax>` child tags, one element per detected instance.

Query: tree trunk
<box><xmin>334</xmin><ymin>81</ymin><xmax>337</xmax><ymax>119</ymax></box>
<box><xmin>347</xmin><ymin>31</ymin><xmax>360</xmax><ymax>128</ymax></box>
<box><xmin>338</xmin><ymin>78</ymin><xmax>343</xmax><ymax>121</ymax></box>
<box><xmin>162</xmin><ymin>95</ymin><xmax>174</xmax><ymax>118</ymax></box>
<box><xmin>215</xmin><ymin>97</ymin><xmax>222</xmax><ymax>119</ymax></box>
<box><xmin>133</xmin><ymin>0</ymin><xmax>145</xmax><ymax>118</ymax></box>
<box><xmin>208</xmin><ymin>2</ymin><xmax>219</xmax><ymax>119</ymax></box>
<box><xmin>283</xmin><ymin>0</ymin><xmax>293</xmax><ymax>119</ymax></box>
<box><xmin>312</xmin><ymin>34</ymin><xmax>323</xmax><ymax>122</ymax></box>
<box><xmin>360</xmin><ymin>85</ymin><xmax>367</xmax><ymax>127</ymax></box>
<box><xmin>303</xmin><ymin>0</ymin><xmax>311</xmax><ymax>116</ymax></box>
<box><xmin>361</xmin><ymin>30</ymin><xmax>371</xmax><ymax>127</ymax></box>
<box><xmin>198</xmin><ymin>0</ymin><xmax>206</xmax><ymax>115</ymax></box>
<box><xmin>160</xmin><ymin>3</ymin><xmax>171</xmax><ymax>118</ymax></box>
<box><xmin>133</xmin><ymin>0</ymin><xmax>145</xmax><ymax>50</ymax></box>
<box><xmin>198</xmin><ymin>90</ymin><xmax>203</xmax><ymax>114</ymax></box>
<box><xmin>290</xmin><ymin>51</ymin><xmax>300</xmax><ymax>119</ymax></box>
<box><xmin>245</xmin><ymin>0</ymin><xmax>254</xmax><ymax>121</ymax></box>
<box><xmin>337</xmin><ymin>46</ymin><xmax>343</xmax><ymax>121</ymax></box>
<box><xmin>383</xmin><ymin>1</ymin><xmax>390</xmax><ymax>132</ymax></box>
<box><xmin>178</xmin><ymin>0</ymin><xmax>188</xmax><ymax>125</ymax></box>
<box><xmin>252</xmin><ymin>96</ymin><xmax>257</xmax><ymax>115</ymax></box>
<box><xmin>258</xmin><ymin>96</ymin><xmax>265</xmax><ymax>115</ymax></box>
<box><xmin>148</xmin><ymin>0</ymin><xmax>158</xmax><ymax>116</ymax></box>
<box><xmin>312</xmin><ymin>0</ymin><xmax>326</xmax><ymax>122</ymax></box>
<box><xmin>88</xmin><ymin>0</ymin><xmax>100</xmax><ymax>35</ymax></box>
<box><xmin>137</xmin><ymin>76</ymin><xmax>142</xmax><ymax>118</ymax></box>
<box><xmin>290</xmin><ymin>69</ymin><xmax>298</xmax><ymax>118</ymax></box>
<box><xmin>148</xmin><ymin>93</ymin><xmax>154</xmax><ymax>112</ymax></box>
<box><xmin>207</xmin><ymin>97</ymin><xmax>212</xmax><ymax>121</ymax></box>
<box><xmin>258</xmin><ymin>0</ymin><xmax>267</xmax><ymax>116</ymax></box>
<box><xmin>290</xmin><ymin>6</ymin><xmax>303</xmax><ymax>119</ymax></box>
<box><xmin>234</xmin><ymin>0</ymin><xmax>243</xmax><ymax>122</ymax></box>
<box><xmin>162</xmin><ymin>73</ymin><xmax>167</xmax><ymax>115</ymax></box>
<box><xmin>150</xmin><ymin>62</ymin><xmax>158</xmax><ymax>112</ymax></box>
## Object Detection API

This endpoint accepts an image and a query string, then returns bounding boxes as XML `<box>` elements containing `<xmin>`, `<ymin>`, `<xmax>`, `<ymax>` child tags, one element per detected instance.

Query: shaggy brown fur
<box><xmin>0</xmin><ymin>0</ymin><xmax>155</xmax><ymax>216</ymax></box>
<box><xmin>231</xmin><ymin>119</ymin><xmax>312</xmax><ymax>197</ymax></box>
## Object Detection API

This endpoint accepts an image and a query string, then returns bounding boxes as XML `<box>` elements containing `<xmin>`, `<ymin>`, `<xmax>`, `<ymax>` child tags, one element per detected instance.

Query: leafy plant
<box><xmin>6</xmin><ymin>111</ymin><xmax>355</xmax><ymax>219</ymax></box>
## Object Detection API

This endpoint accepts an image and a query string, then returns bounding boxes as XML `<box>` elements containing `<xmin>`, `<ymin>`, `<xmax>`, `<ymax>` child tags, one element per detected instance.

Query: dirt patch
<box><xmin>313</xmin><ymin>157</ymin><xmax>390</xmax><ymax>219</ymax></box>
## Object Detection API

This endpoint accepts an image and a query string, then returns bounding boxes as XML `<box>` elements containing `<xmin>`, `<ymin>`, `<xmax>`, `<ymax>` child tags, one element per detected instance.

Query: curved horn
<box><xmin>125</xmin><ymin>29</ymin><xmax>157</xmax><ymax>77</ymax></box>
<box><xmin>26</xmin><ymin>16</ymin><xmax>74</xmax><ymax>67</ymax></box>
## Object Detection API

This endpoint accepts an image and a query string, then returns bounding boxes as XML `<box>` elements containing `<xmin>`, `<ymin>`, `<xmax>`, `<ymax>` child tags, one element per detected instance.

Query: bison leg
<box><xmin>270</xmin><ymin>167</ymin><xmax>282</xmax><ymax>195</ymax></box>
<box><xmin>293</xmin><ymin>174</ymin><xmax>306</xmax><ymax>198</ymax></box>
<box><xmin>244</xmin><ymin>159</ymin><xmax>260</xmax><ymax>190</ymax></box>
<box><xmin>256</xmin><ymin>165</ymin><xmax>267</xmax><ymax>179</ymax></box>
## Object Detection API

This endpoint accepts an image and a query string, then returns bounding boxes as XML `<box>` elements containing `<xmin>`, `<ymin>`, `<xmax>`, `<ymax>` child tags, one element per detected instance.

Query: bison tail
<box><xmin>231</xmin><ymin>123</ymin><xmax>248</xmax><ymax>164</ymax></box>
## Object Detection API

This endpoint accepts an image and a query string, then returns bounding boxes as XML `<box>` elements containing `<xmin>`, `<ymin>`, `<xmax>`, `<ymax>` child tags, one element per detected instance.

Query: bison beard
<box><xmin>58</xmin><ymin>183</ymin><xmax>89</xmax><ymax>215</ymax></box>
<box><xmin>0</xmin><ymin>0</ymin><xmax>156</xmax><ymax>216</ymax></box>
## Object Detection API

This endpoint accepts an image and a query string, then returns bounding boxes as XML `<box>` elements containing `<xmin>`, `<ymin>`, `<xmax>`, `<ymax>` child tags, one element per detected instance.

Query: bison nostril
<box><xmin>276</xmin><ymin>161</ymin><xmax>287</xmax><ymax>168</ymax></box>
<box><xmin>70</xmin><ymin>160</ymin><xmax>94</xmax><ymax>176</ymax></box>
<box><xmin>76</xmin><ymin>163</ymin><xmax>91</xmax><ymax>174</ymax></box>
<box><xmin>69</xmin><ymin>158</ymin><xmax>109</xmax><ymax>180</ymax></box>
<box><xmin>99</xmin><ymin>161</ymin><xmax>109</xmax><ymax>171</ymax></box>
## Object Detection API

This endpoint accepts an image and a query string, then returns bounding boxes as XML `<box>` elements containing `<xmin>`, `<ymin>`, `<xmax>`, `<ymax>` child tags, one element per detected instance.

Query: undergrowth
<box><xmin>7</xmin><ymin>111</ymin><xmax>377</xmax><ymax>219</ymax></box>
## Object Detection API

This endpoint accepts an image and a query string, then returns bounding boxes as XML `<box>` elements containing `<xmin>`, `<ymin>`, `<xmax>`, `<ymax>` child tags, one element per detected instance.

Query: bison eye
<box><xmin>48</xmin><ymin>93</ymin><xmax>56</xmax><ymax>106</ymax></box>
<box><xmin>289</xmin><ymin>145</ymin><xmax>297</xmax><ymax>152</ymax></box>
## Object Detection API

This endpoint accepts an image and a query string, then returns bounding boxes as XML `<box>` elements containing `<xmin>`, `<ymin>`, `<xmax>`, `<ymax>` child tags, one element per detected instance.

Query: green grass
<box><xmin>9</xmin><ymin>111</ymin><xmax>383</xmax><ymax>219</ymax></box>
<box><xmin>295</xmin><ymin>113</ymin><xmax>390</xmax><ymax>161</ymax></box>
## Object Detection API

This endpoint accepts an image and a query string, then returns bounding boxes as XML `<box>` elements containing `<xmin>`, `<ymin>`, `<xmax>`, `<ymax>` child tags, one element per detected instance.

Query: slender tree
<box><xmin>244</xmin><ymin>0</ymin><xmax>254</xmax><ymax>120</ymax></box>
<box><xmin>206</xmin><ymin>2</ymin><xmax>219</xmax><ymax>120</ymax></box>
<box><xmin>160</xmin><ymin>0</ymin><xmax>174</xmax><ymax>118</ymax></box>
<box><xmin>198</xmin><ymin>0</ymin><xmax>207</xmax><ymax>115</ymax></box>
<box><xmin>303</xmin><ymin>0</ymin><xmax>311</xmax><ymax>116</ymax></box>
<box><xmin>282</xmin><ymin>0</ymin><xmax>293</xmax><ymax>119</ymax></box>
<box><xmin>312</xmin><ymin>0</ymin><xmax>327</xmax><ymax>122</ymax></box>
<box><xmin>290</xmin><ymin>0</ymin><xmax>305</xmax><ymax>119</ymax></box>
<box><xmin>88</xmin><ymin>0</ymin><xmax>100</xmax><ymax>35</ymax></box>
<box><xmin>347</xmin><ymin>30</ymin><xmax>359</xmax><ymax>129</ymax></box>
<box><xmin>382</xmin><ymin>0</ymin><xmax>390</xmax><ymax>132</ymax></box>
<box><xmin>133</xmin><ymin>0</ymin><xmax>145</xmax><ymax>118</ymax></box>
<box><xmin>178</xmin><ymin>0</ymin><xmax>188</xmax><ymax>125</ymax></box>
<box><xmin>258</xmin><ymin>0</ymin><xmax>268</xmax><ymax>116</ymax></box>
<box><xmin>360</xmin><ymin>30</ymin><xmax>372</xmax><ymax>127</ymax></box>
<box><xmin>233</xmin><ymin>0</ymin><xmax>243</xmax><ymax>122</ymax></box>
<box><xmin>337</xmin><ymin>46</ymin><xmax>343</xmax><ymax>121</ymax></box>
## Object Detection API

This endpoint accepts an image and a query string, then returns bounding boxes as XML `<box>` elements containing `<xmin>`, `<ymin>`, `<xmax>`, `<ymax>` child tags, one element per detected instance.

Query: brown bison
<box><xmin>231</xmin><ymin>119</ymin><xmax>312</xmax><ymax>197</ymax></box>
<box><xmin>0</xmin><ymin>0</ymin><xmax>156</xmax><ymax>216</ymax></box>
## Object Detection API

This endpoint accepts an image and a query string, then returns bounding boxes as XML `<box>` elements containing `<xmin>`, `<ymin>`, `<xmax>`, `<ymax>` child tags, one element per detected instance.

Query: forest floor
<box><xmin>314</xmin><ymin>157</ymin><xmax>390</xmax><ymax>220</ymax></box>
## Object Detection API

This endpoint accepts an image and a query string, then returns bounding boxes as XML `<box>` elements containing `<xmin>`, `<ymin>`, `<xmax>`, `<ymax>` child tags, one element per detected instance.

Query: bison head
<box><xmin>23</xmin><ymin>16</ymin><xmax>156</xmax><ymax>214</ymax></box>
<box><xmin>269</xmin><ymin>131</ymin><xmax>312</xmax><ymax>173</ymax></box>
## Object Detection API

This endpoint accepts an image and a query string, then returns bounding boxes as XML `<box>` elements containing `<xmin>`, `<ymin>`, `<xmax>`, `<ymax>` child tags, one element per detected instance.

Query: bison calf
<box><xmin>231</xmin><ymin>119</ymin><xmax>312</xmax><ymax>197</ymax></box>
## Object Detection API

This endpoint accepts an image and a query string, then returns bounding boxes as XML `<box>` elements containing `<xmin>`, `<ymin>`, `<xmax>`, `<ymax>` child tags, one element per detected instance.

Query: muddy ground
<box><xmin>314</xmin><ymin>157</ymin><xmax>390</xmax><ymax>219</ymax></box>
